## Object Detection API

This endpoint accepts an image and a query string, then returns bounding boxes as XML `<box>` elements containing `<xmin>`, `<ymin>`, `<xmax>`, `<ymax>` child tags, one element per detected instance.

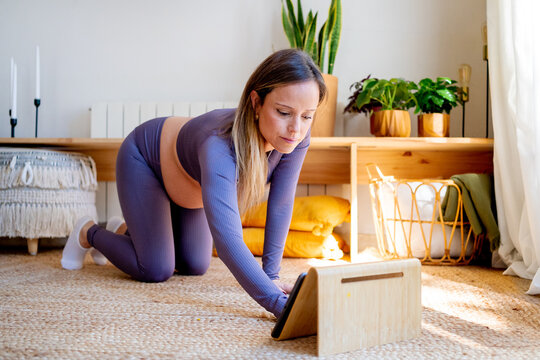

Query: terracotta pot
<box><xmin>312</xmin><ymin>73</ymin><xmax>337</xmax><ymax>137</ymax></box>
<box><xmin>370</xmin><ymin>110</ymin><xmax>411</xmax><ymax>137</ymax></box>
<box><xmin>418</xmin><ymin>113</ymin><xmax>450</xmax><ymax>137</ymax></box>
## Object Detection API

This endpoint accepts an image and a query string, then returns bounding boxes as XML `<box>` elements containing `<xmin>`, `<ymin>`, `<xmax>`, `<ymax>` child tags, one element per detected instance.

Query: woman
<box><xmin>61</xmin><ymin>49</ymin><xmax>327</xmax><ymax>318</ymax></box>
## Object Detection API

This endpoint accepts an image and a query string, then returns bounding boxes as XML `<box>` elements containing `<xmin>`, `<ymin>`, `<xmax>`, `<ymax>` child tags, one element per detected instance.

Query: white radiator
<box><xmin>90</xmin><ymin>101</ymin><xmax>342</xmax><ymax>223</ymax></box>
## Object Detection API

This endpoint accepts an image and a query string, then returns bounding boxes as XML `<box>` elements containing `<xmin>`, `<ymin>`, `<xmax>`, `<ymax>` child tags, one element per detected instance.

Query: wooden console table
<box><xmin>0</xmin><ymin>137</ymin><xmax>493</xmax><ymax>260</ymax></box>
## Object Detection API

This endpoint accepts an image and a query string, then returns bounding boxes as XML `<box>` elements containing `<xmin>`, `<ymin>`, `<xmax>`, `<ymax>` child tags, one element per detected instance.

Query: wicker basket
<box><xmin>367</xmin><ymin>164</ymin><xmax>483</xmax><ymax>265</ymax></box>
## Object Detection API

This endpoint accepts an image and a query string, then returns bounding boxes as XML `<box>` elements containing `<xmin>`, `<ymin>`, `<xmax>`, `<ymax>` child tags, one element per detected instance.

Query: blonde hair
<box><xmin>226</xmin><ymin>49</ymin><xmax>327</xmax><ymax>213</ymax></box>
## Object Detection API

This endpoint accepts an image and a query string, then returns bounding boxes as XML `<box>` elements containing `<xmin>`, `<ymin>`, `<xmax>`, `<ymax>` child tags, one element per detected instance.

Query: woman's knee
<box><xmin>136</xmin><ymin>262</ymin><xmax>175</xmax><ymax>283</ymax></box>
<box><xmin>175</xmin><ymin>257</ymin><xmax>210</xmax><ymax>276</ymax></box>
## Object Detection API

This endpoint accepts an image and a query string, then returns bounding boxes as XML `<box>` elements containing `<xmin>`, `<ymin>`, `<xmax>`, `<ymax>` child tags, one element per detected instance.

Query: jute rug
<box><xmin>1</xmin><ymin>246</ymin><xmax>540</xmax><ymax>359</ymax></box>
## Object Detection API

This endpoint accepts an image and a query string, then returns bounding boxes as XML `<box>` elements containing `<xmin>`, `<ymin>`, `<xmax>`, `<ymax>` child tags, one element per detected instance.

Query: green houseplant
<box><xmin>281</xmin><ymin>0</ymin><xmax>342</xmax><ymax>136</ymax></box>
<box><xmin>344</xmin><ymin>77</ymin><xmax>417</xmax><ymax>137</ymax></box>
<box><xmin>414</xmin><ymin>77</ymin><xmax>462</xmax><ymax>137</ymax></box>
<box><xmin>281</xmin><ymin>0</ymin><xmax>342</xmax><ymax>75</ymax></box>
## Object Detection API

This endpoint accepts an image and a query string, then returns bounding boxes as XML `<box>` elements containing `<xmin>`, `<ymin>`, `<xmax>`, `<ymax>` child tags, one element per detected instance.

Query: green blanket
<box><xmin>441</xmin><ymin>173</ymin><xmax>500</xmax><ymax>250</ymax></box>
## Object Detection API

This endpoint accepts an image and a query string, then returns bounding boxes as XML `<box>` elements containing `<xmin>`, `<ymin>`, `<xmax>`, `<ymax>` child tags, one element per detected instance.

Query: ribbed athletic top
<box><xmin>176</xmin><ymin>108</ymin><xmax>310</xmax><ymax>317</ymax></box>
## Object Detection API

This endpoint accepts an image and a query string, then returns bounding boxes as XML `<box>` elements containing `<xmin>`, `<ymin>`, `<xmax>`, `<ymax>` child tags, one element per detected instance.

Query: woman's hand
<box><xmin>273</xmin><ymin>279</ymin><xmax>293</xmax><ymax>294</ymax></box>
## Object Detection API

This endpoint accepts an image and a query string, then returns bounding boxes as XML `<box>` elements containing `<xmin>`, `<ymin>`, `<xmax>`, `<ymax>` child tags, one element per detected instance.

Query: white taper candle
<box><xmin>12</xmin><ymin>64</ymin><xmax>17</xmax><ymax>119</ymax></box>
<box><xmin>10</xmin><ymin>57</ymin><xmax>14</xmax><ymax>110</ymax></box>
<box><xmin>36</xmin><ymin>46</ymin><xmax>40</xmax><ymax>99</ymax></box>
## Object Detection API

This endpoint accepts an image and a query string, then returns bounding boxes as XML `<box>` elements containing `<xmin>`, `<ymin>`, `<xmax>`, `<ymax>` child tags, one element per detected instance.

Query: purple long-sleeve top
<box><xmin>176</xmin><ymin>108</ymin><xmax>309</xmax><ymax>317</ymax></box>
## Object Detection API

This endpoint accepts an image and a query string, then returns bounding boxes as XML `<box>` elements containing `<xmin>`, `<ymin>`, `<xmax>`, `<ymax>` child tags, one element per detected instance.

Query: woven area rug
<box><xmin>1</xmin><ymin>246</ymin><xmax>540</xmax><ymax>359</ymax></box>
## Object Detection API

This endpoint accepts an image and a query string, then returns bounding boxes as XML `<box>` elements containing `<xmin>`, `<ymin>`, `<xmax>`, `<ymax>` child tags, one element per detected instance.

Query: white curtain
<box><xmin>488</xmin><ymin>0</ymin><xmax>540</xmax><ymax>294</ymax></box>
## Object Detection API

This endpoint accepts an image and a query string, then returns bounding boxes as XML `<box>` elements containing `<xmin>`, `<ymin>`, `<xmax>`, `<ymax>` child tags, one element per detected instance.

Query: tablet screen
<box><xmin>271</xmin><ymin>272</ymin><xmax>307</xmax><ymax>339</ymax></box>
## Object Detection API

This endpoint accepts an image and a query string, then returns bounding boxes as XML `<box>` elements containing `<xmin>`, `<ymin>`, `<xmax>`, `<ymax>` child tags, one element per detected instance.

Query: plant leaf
<box><xmin>297</xmin><ymin>0</ymin><xmax>304</xmax><ymax>34</ymax></box>
<box><xmin>285</xmin><ymin>0</ymin><xmax>302</xmax><ymax>48</ymax></box>
<box><xmin>327</xmin><ymin>0</ymin><xmax>341</xmax><ymax>75</ymax></box>
<box><xmin>305</xmin><ymin>13</ymin><xmax>318</xmax><ymax>56</ymax></box>
<box><xmin>355</xmin><ymin>88</ymin><xmax>372</xmax><ymax>110</ymax></box>
<box><xmin>281</xmin><ymin>2</ymin><xmax>296</xmax><ymax>48</ymax></box>
<box><xmin>317</xmin><ymin>21</ymin><xmax>327</xmax><ymax>72</ymax></box>
<box><xmin>431</xmin><ymin>96</ymin><xmax>444</xmax><ymax>107</ymax></box>
<box><xmin>321</xmin><ymin>7</ymin><xmax>335</xmax><ymax>73</ymax></box>
<box><xmin>436</xmin><ymin>77</ymin><xmax>452</xmax><ymax>84</ymax></box>
<box><xmin>436</xmin><ymin>89</ymin><xmax>456</xmax><ymax>102</ymax></box>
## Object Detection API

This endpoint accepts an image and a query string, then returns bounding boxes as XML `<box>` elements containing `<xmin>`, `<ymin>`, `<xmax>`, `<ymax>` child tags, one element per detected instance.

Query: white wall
<box><xmin>1</xmin><ymin>0</ymin><xmax>488</xmax><ymax>237</ymax></box>
<box><xmin>1</xmin><ymin>0</ymin><xmax>487</xmax><ymax>138</ymax></box>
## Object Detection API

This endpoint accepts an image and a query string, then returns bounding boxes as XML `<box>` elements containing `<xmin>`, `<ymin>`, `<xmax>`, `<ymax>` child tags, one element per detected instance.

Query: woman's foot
<box><xmin>89</xmin><ymin>216</ymin><xmax>126</xmax><ymax>265</ymax></box>
<box><xmin>61</xmin><ymin>216</ymin><xmax>95</xmax><ymax>270</ymax></box>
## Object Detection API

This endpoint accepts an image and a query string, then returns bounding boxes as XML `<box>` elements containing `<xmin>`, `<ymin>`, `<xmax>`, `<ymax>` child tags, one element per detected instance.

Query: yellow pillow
<box><xmin>241</xmin><ymin>195</ymin><xmax>350</xmax><ymax>237</ymax></box>
<box><xmin>242</xmin><ymin>228</ymin><xmax>346</xmax><ymax>259</ymax></box>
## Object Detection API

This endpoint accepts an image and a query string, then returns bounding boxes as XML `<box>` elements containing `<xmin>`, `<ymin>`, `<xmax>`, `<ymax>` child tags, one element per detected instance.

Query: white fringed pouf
<box><xmin>0</xmin><ymin>147</ymin><xmax>98</xmax><ymax>255</ymax></box>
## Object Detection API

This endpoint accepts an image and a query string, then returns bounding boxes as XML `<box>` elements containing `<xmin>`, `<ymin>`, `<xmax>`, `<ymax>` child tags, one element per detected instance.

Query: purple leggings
<box><xmin>87</xmin><ymin>118</ymin><xmax>213</xmax><ymax>282</ymax></box>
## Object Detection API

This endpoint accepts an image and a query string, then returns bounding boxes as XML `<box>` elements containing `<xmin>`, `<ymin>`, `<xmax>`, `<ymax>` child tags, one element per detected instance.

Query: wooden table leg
<box><xmin>27</xmin><ymin>238</ymin><xmax>39</xmax><ymax>255</ymax></box>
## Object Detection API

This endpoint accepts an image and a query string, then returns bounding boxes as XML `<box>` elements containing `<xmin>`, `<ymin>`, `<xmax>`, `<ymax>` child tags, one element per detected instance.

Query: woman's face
<box><xmin>251</xmin><ymin>80</ymin><xmax>320</xmax><ymax>154</ymax></box>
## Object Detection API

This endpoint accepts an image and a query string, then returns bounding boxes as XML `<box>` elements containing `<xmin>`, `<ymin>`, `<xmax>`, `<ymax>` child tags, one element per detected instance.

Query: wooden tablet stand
<box><xmin>275</xmin><ymin>258</ymin><xmax>422</xmax><ymax>356</ymax></box>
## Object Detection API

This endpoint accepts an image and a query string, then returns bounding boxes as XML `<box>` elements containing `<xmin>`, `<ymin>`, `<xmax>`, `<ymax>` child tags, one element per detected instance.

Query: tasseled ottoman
<box><xmin>0</xmin><ymin>147</ymin><xmax>98</xmax><ymax>255</ymax></box>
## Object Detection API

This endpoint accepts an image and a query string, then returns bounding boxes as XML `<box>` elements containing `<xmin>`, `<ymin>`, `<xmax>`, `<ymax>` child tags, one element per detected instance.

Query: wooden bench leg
<box><xmin>27</xmin><ymin>238</ymin><xmax>39</xmax><ymax>255</ymax></box>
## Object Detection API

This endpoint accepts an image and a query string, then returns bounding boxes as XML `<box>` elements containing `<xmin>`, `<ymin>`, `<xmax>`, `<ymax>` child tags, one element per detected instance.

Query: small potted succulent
<box><xmin>344</xmin><ymin>76</ymin><xmax>417</xmax><ymax>137</ymax></box>
<box><xmin>413</xmin><ymin>77</ymin><xmax>462</xmax><ymax>137</ymax></box>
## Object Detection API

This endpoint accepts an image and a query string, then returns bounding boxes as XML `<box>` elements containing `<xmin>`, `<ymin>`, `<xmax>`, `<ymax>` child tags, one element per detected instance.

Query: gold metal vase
<box><xmin>370</xmin><ymin>110</ymin><xmax>411</xmax><ymax>137</ymax></box>
<box><xmin>418</xmin><ymin>113</ymin><xmax>450</xmax><ymax>137</ymax></box>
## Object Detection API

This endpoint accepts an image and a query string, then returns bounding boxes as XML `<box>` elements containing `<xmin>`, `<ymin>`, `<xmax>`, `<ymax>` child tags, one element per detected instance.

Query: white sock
<box><xmin>89</xmin><ymin>216</ymin><xmax>125</xmax><ymax>265</ymax></box>
<box><xmin>89</xmin><ymin>248</ymin><xmax>107</xmax><ymax>266</ymax></box>
<box><xmin>61</xmin><ymin>216</ymin><xmax>94</xmax><ymax>270</ymax></box>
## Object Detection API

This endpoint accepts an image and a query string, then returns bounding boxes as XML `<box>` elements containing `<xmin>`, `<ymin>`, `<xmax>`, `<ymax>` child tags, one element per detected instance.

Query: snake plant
<box><xmin>281</xmin><ymin>0</ymin><xmax>342</xmax><ymax>75</ymax></box>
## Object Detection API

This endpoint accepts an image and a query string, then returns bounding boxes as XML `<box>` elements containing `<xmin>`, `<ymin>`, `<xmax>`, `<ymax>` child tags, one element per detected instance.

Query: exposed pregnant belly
<box><xmin>160</xmin><ymin>117</ymin><xmax>203</xmax><ymax>209</ymax></box>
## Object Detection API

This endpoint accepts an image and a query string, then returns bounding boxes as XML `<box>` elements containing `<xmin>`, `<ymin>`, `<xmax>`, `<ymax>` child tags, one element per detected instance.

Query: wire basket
<box><xmin>367</xmin><ymin>164</ymin><xmax>483</xmax><ymax>265</ymax></box>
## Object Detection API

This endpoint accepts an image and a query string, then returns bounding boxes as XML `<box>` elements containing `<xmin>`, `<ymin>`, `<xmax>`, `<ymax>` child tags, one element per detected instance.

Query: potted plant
<box><xmin>281</xmin><ymin>0</ymin><xmax>342</xmax><ymax>136</ymax></box>
<box><xmin>344</xmin><ymin>77</ymin><xmax>417</xmax><ymax>137</ymax></box>
<box><xmin>413</xmin><ymin>77</ymin><xmax>462</xmax><ymax>137</ymax></box>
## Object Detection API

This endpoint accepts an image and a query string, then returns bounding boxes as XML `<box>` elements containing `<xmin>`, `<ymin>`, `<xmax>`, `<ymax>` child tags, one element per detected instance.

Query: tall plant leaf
<box><xmin>284</xmin><ymin>0</ymin><xmax>302</xmax><ymax>48</ymax></box>
<box><xmin>304</xmin><ymin>13</ymin><xmax>318</xmax><ymax>56</ymax></box>
<box><xmin>281</xmin><ymin>2</ymin><xmax>296</xmax><ymax>48</ymax></box>
<box><xmin>327</xmin><ymin>0</ymin><xmax>341</xmax><ymax>75</ymax></box>
<box><xmin>320</xmin><ymin>3</ymin><xmax>335</xmax><ymax>74</ymax></box>
<box><xmin>297</xmin><ymin>0</ymin><xmax>305</xmax><ymax>35</ymax></box>
<box><xmin>317</xmin><ymin>20</ymin><xmax>328</xmax><ymax>72</ymax></box>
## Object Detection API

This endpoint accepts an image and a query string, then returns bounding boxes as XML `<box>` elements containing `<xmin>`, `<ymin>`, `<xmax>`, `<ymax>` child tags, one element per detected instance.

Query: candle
<box><xmin>35</xmin><ymin>46</ymin><xmax>40</xmax><ymax>99</ymax></box>
<box><xmin>12</xmin><ymin>64</ymin><xmax>17</xmax><ymax>119</ymax></box>
<box><xmin>10</xmin><ymin>57</ymin><xmax>14</xmax><ymax>110</ymax></box>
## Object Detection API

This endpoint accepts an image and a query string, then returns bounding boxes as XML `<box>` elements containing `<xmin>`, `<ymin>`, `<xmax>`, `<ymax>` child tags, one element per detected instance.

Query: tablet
<box><xmin>271</xmin><ymin>272</ymin><xmax>307</xmax><ymax>339</ymax></box>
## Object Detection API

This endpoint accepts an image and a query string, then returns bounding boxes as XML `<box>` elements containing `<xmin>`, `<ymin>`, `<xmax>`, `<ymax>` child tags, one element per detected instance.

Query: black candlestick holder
<box><xmin>34</xmin><ymin>98</ymin><xmax>41</xmax><ymax>138</ymax></box>
<box><xmin>10</xmin><ymin>117</ymin><xmax>17</xmax><ymax>138</ymax></box>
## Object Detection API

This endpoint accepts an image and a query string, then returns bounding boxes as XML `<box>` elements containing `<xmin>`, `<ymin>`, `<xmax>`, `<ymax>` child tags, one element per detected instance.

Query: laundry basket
<box><xmin>367</xmin><ymin>164</ymin><xmax>482</xmax><ymax>265</ymax></box>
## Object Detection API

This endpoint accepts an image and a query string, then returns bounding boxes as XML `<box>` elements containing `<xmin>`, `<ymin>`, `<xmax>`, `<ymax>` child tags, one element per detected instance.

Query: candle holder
<box><xmin>34</xmin><ymin>99</ymin><xmax>41</xmax><ymax>138</ymax></box>
<box><xmin>10</xmin><ymin>117</ymin><xmax>17</xmax><ymax>138</ymax></box>
<box><xmin>458</xmin><ymin>64</ymin><xmax>472</xmax><ymax>137</ymax></box>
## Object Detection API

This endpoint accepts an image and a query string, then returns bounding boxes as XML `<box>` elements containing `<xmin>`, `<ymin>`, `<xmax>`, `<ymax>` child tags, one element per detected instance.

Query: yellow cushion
<box><xmin>242</xmin><ymin>228</ymin><xmax>346</xmax><ymax>259</ymax></box>
<box><xmin>241</xmin><ymin>195</ymin><xmax>350</xmax><ymax>237</ymax></box>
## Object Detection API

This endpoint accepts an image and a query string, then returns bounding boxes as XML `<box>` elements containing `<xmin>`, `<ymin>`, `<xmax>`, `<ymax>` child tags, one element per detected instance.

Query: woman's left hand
<box><xmin>273</xmin><ymin>279</ymin><xmax>293</xmax><ymax>294</ymax></box>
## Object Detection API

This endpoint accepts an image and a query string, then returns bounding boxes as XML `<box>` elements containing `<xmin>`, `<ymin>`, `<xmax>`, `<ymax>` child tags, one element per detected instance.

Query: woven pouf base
<box><xmin>0</xmin><ymin>147</ymin><xmax>98</xmax><ymax>239</ymax></box>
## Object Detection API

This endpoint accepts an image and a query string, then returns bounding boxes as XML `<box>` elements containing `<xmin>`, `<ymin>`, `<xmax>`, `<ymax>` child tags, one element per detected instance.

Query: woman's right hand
<box><xmin>273</xmin><ymin>279</ymin><xmax>293</xmax><ymax>294</ymax></box>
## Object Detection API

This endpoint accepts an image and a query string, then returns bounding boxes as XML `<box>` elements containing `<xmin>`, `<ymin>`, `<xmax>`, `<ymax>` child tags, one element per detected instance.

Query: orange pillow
<box><xmin>241</xmin><ymin>228</ymin><xmax>346</xmax><ymax>259</ymax></box>
<box><xmin>241</xmin><ymin>195</ymin><xmax>350</xmax><ymax>237</ymax></box>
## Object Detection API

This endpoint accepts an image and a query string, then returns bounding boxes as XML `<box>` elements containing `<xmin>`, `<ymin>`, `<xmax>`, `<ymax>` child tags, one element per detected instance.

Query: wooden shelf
<box><xmin>0</xmin><ymin>137</ymin><xmax>493</xmax><ymax>183</ymax></box>
<box><xmin>0</xmin><ymin>136</ymin><xmax>493</xmax><ymax>261</ymax></box>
